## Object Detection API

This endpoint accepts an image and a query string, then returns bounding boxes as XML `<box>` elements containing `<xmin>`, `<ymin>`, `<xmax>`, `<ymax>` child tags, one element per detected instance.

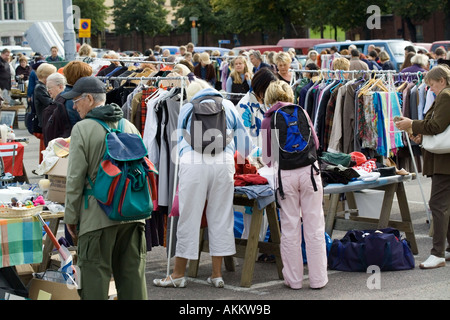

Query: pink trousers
<box><xmin>277</xmin><ymin>164</ymin><xmax>328</xmax><ymax>289</ymax></box>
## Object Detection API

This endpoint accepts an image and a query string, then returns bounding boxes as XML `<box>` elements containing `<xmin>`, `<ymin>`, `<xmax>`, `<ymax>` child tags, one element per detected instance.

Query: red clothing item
<box><xmin>234</xmin><ymin>174</ymin><xmax>268</xmax><ymax>186</ymax></box>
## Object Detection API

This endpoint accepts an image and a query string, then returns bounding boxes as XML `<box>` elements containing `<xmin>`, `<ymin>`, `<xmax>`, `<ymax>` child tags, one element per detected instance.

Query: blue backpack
<box><xmin>328</xmin><ymin>228</ymin><xmax>415</xmax><ymax>272</ymax></box>
<box><xmin>83</xmin><ymin>118</ymin><xmax>157</xmax><ymax>221</ymax></box>
<box><xmin>270</xmin><ymin>105</ymin><xmax>319</xmax><ymax>200</ymax></box>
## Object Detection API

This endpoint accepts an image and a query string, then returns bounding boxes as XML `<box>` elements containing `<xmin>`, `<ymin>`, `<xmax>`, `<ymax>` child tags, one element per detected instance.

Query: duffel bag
<box><xmin>328</xmin><ymin>227</ymin><xmax>415</xmax><ymax>272</ymax></box>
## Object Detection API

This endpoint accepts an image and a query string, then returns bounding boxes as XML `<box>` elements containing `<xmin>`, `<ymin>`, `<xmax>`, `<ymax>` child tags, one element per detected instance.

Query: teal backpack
<box><xmin>84</xmin><ymin>118</ymin><xmax>157</xmax><ymax>221</ymax></box>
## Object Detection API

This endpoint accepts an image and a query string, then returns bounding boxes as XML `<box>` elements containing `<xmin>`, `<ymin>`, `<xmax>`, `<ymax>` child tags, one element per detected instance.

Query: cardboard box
<box><xmin>15</xmin><ymin>264</ymin><xmax>35</xmax><ymax>287</ymax></box>
<box><xmin>46</xmin><ymin>157</ymin><xmax>68</xmax><ymax>204</ymax></box>
<box><xmin>28</xmin><ymin>277</ymin><xmax>117</xmax><ymax>300</ymax></box>
<box><xmin>28</xmin><ymin>278</ymin><xmax>80</xmax><ymax>300</ymax></box>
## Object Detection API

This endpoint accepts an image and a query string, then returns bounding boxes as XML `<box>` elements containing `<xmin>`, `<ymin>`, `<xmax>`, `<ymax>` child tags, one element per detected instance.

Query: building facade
<box><xmin>0</xmin><ymin>0</ymin><xmax>64</xmax><ymax>46</ymax></box>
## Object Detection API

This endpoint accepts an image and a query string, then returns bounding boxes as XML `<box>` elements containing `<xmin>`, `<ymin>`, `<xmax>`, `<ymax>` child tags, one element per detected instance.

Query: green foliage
<box><xmin>389</xmin><ymin>0</ymin><xmax>442</xmax><ymax>21</ymax></box>
<box><xmin>113</xmin><ymin>0</ymin><xmax>170</xmax><ymax>36</ymax></box>
<box><xmin>73</xmin><ymin>0</ymin><xmax>108</xmax><ymax>34</ymax></box>
<box><xmin>171</xmin><ymin>0</ymin><xmax>222</xmax><ymax>33</ymax></box>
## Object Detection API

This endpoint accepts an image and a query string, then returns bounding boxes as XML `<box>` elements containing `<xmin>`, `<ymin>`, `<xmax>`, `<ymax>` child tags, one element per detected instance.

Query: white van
<box><xmin>0</xmin><ymin>45</ymin><xmax>33</xmax><ymax>58</ymax></box>
<box><xmin>314</xmin><ymin>39</ymin><xmax>414</xmax><ymax>71</ymax></box>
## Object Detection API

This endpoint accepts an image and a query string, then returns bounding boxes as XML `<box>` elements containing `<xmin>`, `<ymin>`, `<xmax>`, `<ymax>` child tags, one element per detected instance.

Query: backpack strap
<box><xmin>88</xmin><ymin>118</ymin><xmax>125</xmax><ymax>133</ymax></box>
<box><xmin>276</xmin><ymin>162</ymin><xmax>320</xmax><ymax>207</ymax></box>
<box><xmin>82</xmin><ymin>118</ymin><xmax>125</xmax><ymax>209</ymax></box>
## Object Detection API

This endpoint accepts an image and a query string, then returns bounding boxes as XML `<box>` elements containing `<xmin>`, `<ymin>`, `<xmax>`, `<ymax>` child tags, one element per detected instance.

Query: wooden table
<box><xmin>38</xmin><ymin>211</ymin><xmax>65</xmax><ymax>272</ymax></box>
<box><xmin>323</xmin><ymin>174</ymin><xmax>418</xmax><ymax>254</ymax></box>
<box><xmin>188</xmin><ymin>193</ymin><xmax>283</xmax><ymax>288</ymax></box>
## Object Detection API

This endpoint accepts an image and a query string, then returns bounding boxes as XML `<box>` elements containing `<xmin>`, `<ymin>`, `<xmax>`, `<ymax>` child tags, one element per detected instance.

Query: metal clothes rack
<box><xmin>290</xmin><ymin>68</ymin><xmax>432</xmax><ymax>223</ymax></box>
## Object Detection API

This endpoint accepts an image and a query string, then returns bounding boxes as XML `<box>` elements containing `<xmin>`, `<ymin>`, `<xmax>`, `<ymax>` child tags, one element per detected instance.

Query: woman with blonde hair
<box><xmin>395</xmin><ymin>64</ymin><xmax>450</xmax><ymax>269</ymax></box>
<box><xmin>226</xmin><ymin>55</ymin><xmax>252</xmax><ymax>105</ymax></box>
<box><xmin>78</xmin><ymin>43</ymin><xmax>93</xmax><ymax>59</ymax></box>
<box><xmin>275</xmin><ymin>51</ymin><xmax>295</xmax><ymax>84</ymax></box>
<box><xmin>261</xmin><ymin>80</ymin><xmax>328</xmax><ymax>290</ymax></box>
<box><xmin>33</xmin><ymin>63</ymin><xmax>57</xmax><ymax>162</ymax></box>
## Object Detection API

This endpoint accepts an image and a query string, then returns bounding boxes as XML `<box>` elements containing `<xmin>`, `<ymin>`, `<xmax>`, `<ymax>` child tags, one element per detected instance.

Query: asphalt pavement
<box><xmin>16</xmin><ymin>128</ymin><xmax>449</xmax><ymax>306</ymax></box>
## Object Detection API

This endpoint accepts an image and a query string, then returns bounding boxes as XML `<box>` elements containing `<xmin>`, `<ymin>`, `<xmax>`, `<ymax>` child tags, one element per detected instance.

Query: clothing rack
<box><xmin>96</xmin><ymin>76</ymin><xmax>187</xmax><ymax>81</ymax></box>
<box><xmin>291</xmin><ymin>68</ymin><xmax>431</xmax><ymax>221</ymax></box>
<box><xmin>97</xmin><ymin>74</ymin><xmax>187</xmax><ymax>275</ymax></box>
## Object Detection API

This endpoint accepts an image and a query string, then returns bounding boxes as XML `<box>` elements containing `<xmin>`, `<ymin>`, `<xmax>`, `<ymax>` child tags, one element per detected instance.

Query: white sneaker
<box><xmin>419</xmin><ymin>255</ymin><xmax>446</xmax><ymax>269</ymax></box>
<box><xmin>445</xmin><ymin>251</ymin><xmax>450</xmax><ymax>261</ymax></box>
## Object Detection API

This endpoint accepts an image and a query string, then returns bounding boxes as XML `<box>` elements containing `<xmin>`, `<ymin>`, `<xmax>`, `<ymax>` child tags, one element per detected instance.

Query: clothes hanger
<box><xmin>330</xmin><ymin>70</ymin><xmax>344</xmax><ymax>93</ymax></box>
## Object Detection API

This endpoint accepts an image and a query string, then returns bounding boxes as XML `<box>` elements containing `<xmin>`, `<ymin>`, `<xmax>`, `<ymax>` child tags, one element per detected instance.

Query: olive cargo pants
<box><xmin>77</xmin><ymin>222</ymin><xmax>147</xmax><ymax>300</ymax></box>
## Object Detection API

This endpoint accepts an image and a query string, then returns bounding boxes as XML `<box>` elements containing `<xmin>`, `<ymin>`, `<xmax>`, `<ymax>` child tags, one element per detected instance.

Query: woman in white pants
<box><xmin>154</xmin><ymin>80</ymin><xmax>253</xmax><ymax>288</ymax></box>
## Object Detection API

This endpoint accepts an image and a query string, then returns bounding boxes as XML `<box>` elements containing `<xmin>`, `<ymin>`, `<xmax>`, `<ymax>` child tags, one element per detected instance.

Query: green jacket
<box><xmin>412</xmin><ymin>86</ymin><xmax>450</xmax><ymax>176</ymax></box>
<box><xmin>64</xmin><ymin>104</ymin><xmax>145</xmax><ymax>237</ymax></box>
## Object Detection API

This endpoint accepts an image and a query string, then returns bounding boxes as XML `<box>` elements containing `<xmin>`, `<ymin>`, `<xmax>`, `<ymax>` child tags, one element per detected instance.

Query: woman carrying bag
<box><xmin>395</xmin><ymin>64</ymin><xmax>450</xmax><ymax>269</ymax></box>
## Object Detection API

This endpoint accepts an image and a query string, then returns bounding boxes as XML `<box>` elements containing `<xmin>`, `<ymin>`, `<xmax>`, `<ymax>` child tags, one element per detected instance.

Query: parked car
<box><xmin>314</xmin><ymin>39</ymin><xmax>415</xmax><ymax>71</ymax></box>
<box><xmin>195</xmin><ymin>46</ymin><xmax>230</xmax><ymax>56</ymax></box>
<box><xmin>277</xmin><ymin>38</ymin><xmax>336</xmax><ymax>55</ymax></box>
<box><xmin>231</xmin><ymin>45</ymin><xmax>283</xmax><ymax>55</ymax></box>
<box><xmin>430</xmin><ymin>41</ymin><xmax>450</xmax><ymax>53</ymax></box>
<box><xmin>414</xmin><ymin>43</ymin><xmax>432</xmax><ymax>53</ymax></box>
<box><xmin>160</xmin><ymin>45</ymin><xmax>180</xmax><ymax>55</ymax></box>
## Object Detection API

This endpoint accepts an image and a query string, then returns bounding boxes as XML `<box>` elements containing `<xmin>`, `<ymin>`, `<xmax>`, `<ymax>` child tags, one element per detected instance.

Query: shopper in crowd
<box><xmin>349</xmin><ymin>49</ymin><xmax>369</xmax><ymax>72</ymax></box>
<box><xmin>45</xmin><ymin>72</ymin><xmax>66</xmax><ymax>100</ymax></box>
<box><xmin>186</xmin><ymin>42</ymin><xmax>195</xmax><ymax>54</ymax></box>
<box><xmin>404</xmin><ymin>45</ymin><xmax>416</xmax><ymax>56</ymax></box>
<box><xmin>274</xmin><ymin>51</ymin><xmax>294</xmax><ymax>84</ymax></box>
<box><xmin>249</xmin><ymin>50</ymin><xmax>271</xmax><ymax>74</ymax></box>
<box><xmin>193</xmin><ymin>52</ymin><xmax>216</xmax><ymax>87</ymax></box>
<box><xmin>34</xmin><ymin>63</ymin><xmax>57</xmax><ymax>162</ymax></box>
<box><xmin>261</xmin><ymin>80</ymin><xmax>328</xmax><ymax>289</ymax></box>
<box><xmin>365</xmin><ymin>50</ymin><xmax>382</xmax><ymax>70</ymax></box>
<box><xmin>395</xmin><ymin>64</ymin><xmax>450</xmax><ymax>269</ymax></box>
<box><xmin>46</xmin><ymin>46</ymin><xmax>64</xmax><ymax>62</ymax></box>
<box><xmin>288</xmin><ymin>48</ymin><xmax>300</xmax><ymax>70</ymax></box>
<box><xmin>435</xmin><ymin>47</ymin><xmax>446</xmax><ymax>61</ymax></box>
<box><xmin>62</xmin><ymin>60</ymin><xmax>93</xmax><ymax>127</ymax></box>
<box><xmin>15</xmin><ymin>56</ymin><xmax>31</xmax><ymax>81</ymax></box>
<box><xmin>401</xmin><ymin>54</ymin><xmax>429</xmax><ymax>73</ymax></box>
<box><xmin>379</xmin><ymin>51</ymin><xmax>396</xmax><ymax>70</ymax></box>
<box><xmin>153</xmin><ymin>79</ymin><xmax>253</xmax><ymax>288</ymax></box>
<box><xmin>0</xmin><ymin>48</ymin><xmax>12</xmax><ymax>103</ymax></box>
<box><xmin>78</xmin><ymin>43</ymin><xmax>94</xmax><ymax>62</ymax></box>
<box><xmin>62</xmin><ymin>76</ymin><xmax>147</xmax><ymax>300</ymax></box>
<box><xmin>234</xmin><ymin>67</ymin><xmax>278</xmax><ymax>242</ymax></box>
<box><xmin>306</xmin><ymin>50</ymin><xmax>318</xmax><ymax>67</ymax></box>
<box><xmin>226</xmin><ymin>55</ymin><xmax>252</xmax><ymax>105</ymax></box>
<box><xmin>401</xmin><ymin>52</ymin><xmax>415</xmax><ymax>71</ymax></box>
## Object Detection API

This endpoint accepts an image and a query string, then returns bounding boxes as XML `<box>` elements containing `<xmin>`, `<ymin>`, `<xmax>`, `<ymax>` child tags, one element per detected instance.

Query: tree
<box><xmin>113</xmin><ymin>0</ymin><xmax>170</xmax><ymax>50</ymax></box>
<box><xmin>171</xmin><ymin>0</ymin><xmax>223</xmax><ymax>45</ymax></box>
<box><xmin>388</xmin><ymin>0</ymin><xmax>442</xmax><ymax>42</ymax></box>
<box><xmin>210</xmin><ymin>0</ymin><xmax>307</xmax><ymax>40</ymax></box>
<box><xmin>73</xmin><ymin>0</ymin><xmax>108</xmax><ymax>35</ymax></box>
<box><xmin>306</xmin><ymin>0</ymin><xmax>389</xmax><ymax>40</ymax></box>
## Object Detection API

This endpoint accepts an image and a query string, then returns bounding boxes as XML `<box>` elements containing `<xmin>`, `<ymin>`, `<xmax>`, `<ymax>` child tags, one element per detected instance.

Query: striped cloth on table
<box><xmin>0</xmin><ymin>216</ymin><xmax>43</xmax><ymax>268</ymax></box>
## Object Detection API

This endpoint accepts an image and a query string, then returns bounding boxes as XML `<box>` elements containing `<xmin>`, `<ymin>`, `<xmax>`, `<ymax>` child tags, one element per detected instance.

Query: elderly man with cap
<box><xmin>249</xmin><ymin>50</ymin><xmax>271</xmax><ymax>74</ymax></box>
<box><xmin>61</xmin><ymin>76</ymin><xmax>147</xmax><ymax>300</ymax></box>
<box><xmin>193</xmin><ymin>52</ymin><xmax>216</xmax><ymax>86</ymax></box>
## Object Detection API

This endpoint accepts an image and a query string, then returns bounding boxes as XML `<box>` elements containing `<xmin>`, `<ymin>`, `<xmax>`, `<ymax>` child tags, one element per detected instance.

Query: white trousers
<box><xmin>176</xmin><ymin>151</ymin><xmax>236</xmax><ymax>260</ymax></box>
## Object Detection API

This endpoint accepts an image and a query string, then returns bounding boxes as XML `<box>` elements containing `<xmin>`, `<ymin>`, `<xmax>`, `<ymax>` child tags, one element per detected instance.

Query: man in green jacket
<box><xmin>62</xmin><ymin>77</ymin><xmax>148</xmax><ymax>300</ymax></box>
